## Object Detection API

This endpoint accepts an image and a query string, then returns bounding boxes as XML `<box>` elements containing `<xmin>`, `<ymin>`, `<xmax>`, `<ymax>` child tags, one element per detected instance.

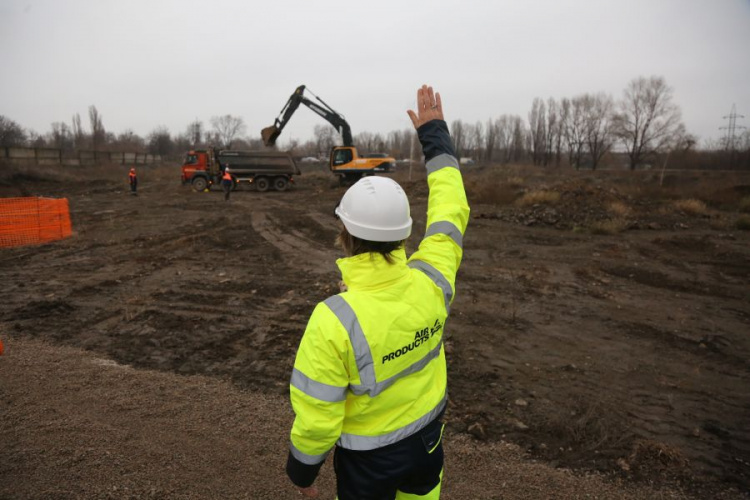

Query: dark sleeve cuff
<box><xmin>417</xmin><ymin>119</ymin><xmax>456</xmax><ymax>162</ymax></box>
<box><xmin>286</xmin><ymin>451</ymin><xmax>325</xmax><ymax>488</ymax></box>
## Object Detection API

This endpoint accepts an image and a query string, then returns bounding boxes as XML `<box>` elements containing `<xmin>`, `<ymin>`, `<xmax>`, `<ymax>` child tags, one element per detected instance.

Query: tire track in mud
<box><xmin>250</xmin><ymin>208</ymin><xmax>337</xmax><ymax>275</ymax></box>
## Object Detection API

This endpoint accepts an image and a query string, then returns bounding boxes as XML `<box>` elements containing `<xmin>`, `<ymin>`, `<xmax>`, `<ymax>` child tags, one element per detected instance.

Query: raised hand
<box><xmin>407</xmin><ymin>84</ymin><xmax>444</xmax><ymax>129</ymax></box>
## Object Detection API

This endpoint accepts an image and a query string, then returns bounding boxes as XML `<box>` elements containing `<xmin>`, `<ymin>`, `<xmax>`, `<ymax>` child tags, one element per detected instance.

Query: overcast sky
<box><xmin>1</xmin><ymin>0</ymin><xmax>749</xmax><ymax>146</ymax></box>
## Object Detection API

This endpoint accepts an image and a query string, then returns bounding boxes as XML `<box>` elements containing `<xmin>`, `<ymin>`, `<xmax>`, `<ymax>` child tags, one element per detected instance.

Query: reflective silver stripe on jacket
<box><xmin>289</xmin><ymin>442</ymin><xmax>330</xmax><ymax>465</ymax></box>
<box><xmin>426</xmin><ymin>153</ymin><xmax>459</xmax><ymax>175</ymax></box>
<box><xmin>349</xmin><ymin>340</ymin><xmax>443</xmax><ymax>397</ymax></box>
<box><xmin>324</xmin><ymin>295</ymin><xmax>376</xmax><ymax>386</ymax></box>
<box><xmin>407</xmin><ymin>260</ymin><xmax>453</xmax><ymax>312</ymax></box>
<box><xmin>337</xmin><ymin>393</ymin><xmax>447</xmax><ymax>451</ymax></box>
<box><xmin>325</xmin><ymin>295</ymin><xmax>445</xmax><ymax>398</ymax></box>
<box><xmin>291</xmin><ymin>368</ymin><xmax>348</xmax><ymax>403</ymax></box>
<box><xmin>425</xmin><ymin>220</ymin><xmax>463</xmax><ymax>248</ymax></box>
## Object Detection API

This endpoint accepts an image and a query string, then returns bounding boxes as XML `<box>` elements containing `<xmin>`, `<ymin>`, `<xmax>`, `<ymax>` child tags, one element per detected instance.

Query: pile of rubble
<box><xmin>476</xmin><ymin>183</ymin><xmax>626</xmax><ymax>229</ymax></box>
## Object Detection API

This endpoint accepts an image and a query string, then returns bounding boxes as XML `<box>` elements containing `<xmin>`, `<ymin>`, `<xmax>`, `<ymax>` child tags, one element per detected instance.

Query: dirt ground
<box><xmin>1</xmin><ymin>161</ymin><xmax>749</xmax><ymax>499</ymax></box>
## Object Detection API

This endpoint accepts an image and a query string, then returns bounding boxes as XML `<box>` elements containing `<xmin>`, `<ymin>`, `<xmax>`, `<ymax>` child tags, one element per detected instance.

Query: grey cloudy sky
<box><xmin>1</xmin><ymin>0</ymin><xmax>749</xmax><ymax>146</ymax></box>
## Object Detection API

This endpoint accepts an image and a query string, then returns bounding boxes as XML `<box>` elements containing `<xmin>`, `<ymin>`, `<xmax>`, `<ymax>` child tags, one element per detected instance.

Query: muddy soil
<box><xmin>1</xmin><ymin>162</ymin><xmax>749</xmax><ymax>497</ymax></box>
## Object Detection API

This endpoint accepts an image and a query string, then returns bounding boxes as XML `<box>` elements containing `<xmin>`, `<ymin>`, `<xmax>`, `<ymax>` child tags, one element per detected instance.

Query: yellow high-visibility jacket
<box><xmin>288</xmin><ymin>121</ymin><xmax>469</xmax><ymax>481</ymax></box>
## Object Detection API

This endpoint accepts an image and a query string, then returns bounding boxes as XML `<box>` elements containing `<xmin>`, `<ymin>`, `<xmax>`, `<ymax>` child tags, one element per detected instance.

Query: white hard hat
<box><xmin>335</xmin><ymin>176</ymin><xmax>411</xmax><ymax>242</ymax></box>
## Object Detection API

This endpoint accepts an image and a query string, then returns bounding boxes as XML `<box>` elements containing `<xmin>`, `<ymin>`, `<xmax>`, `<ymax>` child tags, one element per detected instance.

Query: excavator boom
<box><xmin>262</xmin><ymin>85</ymin><xmax>353</xmax><ymax>147</ymax></box>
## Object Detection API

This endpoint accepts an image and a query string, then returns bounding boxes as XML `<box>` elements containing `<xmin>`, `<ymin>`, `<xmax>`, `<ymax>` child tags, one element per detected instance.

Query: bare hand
<box><xmin>407</xmin><ymin>84</ymin><xmax>444</xmax><ymax>129</ymax></box>
<box><xmin>297</xmin><ymin>485</ymin><xmax>319</xmax><ymax>497</ymax></box>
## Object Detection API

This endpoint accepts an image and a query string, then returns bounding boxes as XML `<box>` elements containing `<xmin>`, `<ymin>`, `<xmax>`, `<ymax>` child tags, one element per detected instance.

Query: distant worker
<box><xmin>128</xmin><ymin>168</ymin><xmax>137</xmax><ymax>195</ymax></box>
<box><xmin>286</xmin><ymin>85</ymin><xmax>469</xmax><ymax>499</ymax></box>
<box><xmin>222</xmin><ymin>166</ymin><xmax>233</xmax><ymax>201</ymax></box>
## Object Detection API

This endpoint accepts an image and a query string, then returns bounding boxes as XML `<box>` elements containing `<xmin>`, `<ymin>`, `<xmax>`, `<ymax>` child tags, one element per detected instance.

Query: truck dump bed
<box><xmin>217</xmin><ymin>151</ymin><xmax>300</xmax><ymax>176</ymax></box>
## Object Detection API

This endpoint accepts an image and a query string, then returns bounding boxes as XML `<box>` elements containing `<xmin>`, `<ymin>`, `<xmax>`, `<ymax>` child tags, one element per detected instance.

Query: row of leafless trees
<box><xmin>0</xmin><ymin>109</ymin><xmax>248</xmax><ymax>157</ymax></box>
<box><xmin>2</xmin><ymin>76</ymin><xmax>748</xmax><ymax>169</ymax></box>
<box><xmin>450</xmin><ymin>76</ymin><xmax>693</xmax><ymax>170</ymax></box>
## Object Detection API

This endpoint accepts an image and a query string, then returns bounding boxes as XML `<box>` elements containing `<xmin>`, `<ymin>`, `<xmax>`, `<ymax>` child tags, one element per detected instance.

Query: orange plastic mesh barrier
<box><xmin>0</xmin><ymin>197</ymin><xmax>73</xmax><ymax>248</ymax></box>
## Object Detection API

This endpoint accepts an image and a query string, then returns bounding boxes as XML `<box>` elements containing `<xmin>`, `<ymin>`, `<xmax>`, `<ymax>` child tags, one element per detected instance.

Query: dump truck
<box><xmin>262</xmin><ymin>85</ymin><xmax>397</xmax><ymax>185</ymax></box>
<box><xmin>180</xmin><ymin>148</ymin><xmax>301</xmax><ymax>192</ymax></box>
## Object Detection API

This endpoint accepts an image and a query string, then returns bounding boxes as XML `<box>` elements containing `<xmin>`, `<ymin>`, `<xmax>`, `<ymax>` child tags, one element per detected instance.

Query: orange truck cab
<box><xmin>181</xmin><ymin>149</ymin><xmax>300</xmax><ymax>192</ymax></box>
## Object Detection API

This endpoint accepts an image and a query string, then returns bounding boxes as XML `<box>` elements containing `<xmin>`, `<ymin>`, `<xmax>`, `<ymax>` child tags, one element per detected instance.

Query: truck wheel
<box><xmin>192</xmin><ymin>177</ymin><xmax>208</xmax><ymax>192</ymax></box>
<box><xmin>255</xmin><ymin>176</ymin><xmax>270</xmax><ymax>192</ymax></box>
<box><xmin>273</xmin><ymin>177</ymin><xmax>288</xmax><ymax>191</ymax></box>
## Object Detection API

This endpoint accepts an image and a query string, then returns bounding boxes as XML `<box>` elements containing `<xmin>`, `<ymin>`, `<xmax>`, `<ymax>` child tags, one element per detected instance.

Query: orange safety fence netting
<box><xmin>0</xmin><ymin>197</ymin><xmax>73</xmax><ymax>248</ymax></box>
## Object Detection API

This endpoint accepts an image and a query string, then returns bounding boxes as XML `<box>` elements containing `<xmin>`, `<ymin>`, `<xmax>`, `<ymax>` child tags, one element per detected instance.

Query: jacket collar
<box><xmin>336</xmin><ymin>248</ymin><xmax>409</xmax><ymax>291</ymax></box>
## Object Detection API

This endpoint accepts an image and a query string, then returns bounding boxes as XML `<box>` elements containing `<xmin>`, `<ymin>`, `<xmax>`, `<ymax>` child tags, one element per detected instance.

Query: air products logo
<box><xmin>381</xmin><ymin>319</ymin><xmax>443</xmax><ymax>364</ymax></box>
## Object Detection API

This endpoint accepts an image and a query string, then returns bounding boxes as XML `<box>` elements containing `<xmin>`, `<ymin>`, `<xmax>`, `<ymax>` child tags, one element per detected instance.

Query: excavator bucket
<box><xmin>261</xmin><ymin>125</ymin><xmax>280</xmax><ymax>147</ymax></box>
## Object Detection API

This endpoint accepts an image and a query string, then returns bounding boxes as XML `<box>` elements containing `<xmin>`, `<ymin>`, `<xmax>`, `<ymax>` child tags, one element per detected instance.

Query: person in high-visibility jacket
<box><xmin>128</xmin><ymin>168</ymin><xmax>137</xmax><ymax>195</ymax></box>
<box><xmin>222</xmin><ymin>166</ymin><xmax>233</xmax><ymax>201</ymax></box>
<box><xmin>286</xmin><ymin>85</ymin><xmax>469</xmax><ymax>500</ymax></box>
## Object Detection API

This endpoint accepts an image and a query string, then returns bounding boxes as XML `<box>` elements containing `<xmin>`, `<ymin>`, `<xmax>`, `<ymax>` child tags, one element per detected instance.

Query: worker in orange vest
<box><xmin>222</xmin><ymin>166</ymin><xmax>233</xmax><ymax>201</ymax></box>
<box><xmin>129</xmin><ymin>168</ymin><xmax>138</xmax><ymax>195</ymax></box>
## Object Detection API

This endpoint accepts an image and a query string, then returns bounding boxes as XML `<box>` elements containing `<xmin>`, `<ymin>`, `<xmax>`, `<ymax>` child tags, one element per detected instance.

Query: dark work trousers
<box><xmin>222</xmin><ymin>179</ymin><xmax>232</xmax><ymax>201</ymax></box>
<box><xmin>334</xmin><ymin>418</ymin><xmax>444</xmax><ymax>500</ymax></box>
<box><xmin>130</xmin><ymin>179</ymin><xmax>137</xmax><ymax>194</ymax></box>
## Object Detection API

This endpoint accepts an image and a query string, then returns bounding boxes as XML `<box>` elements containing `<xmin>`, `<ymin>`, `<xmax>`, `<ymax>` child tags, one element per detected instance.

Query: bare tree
<box><xmin>0</xmin><ymin>115</ymin><xmax>27</xmax><ymax>146</ymax></box>
<box><xmin>742</xmin><ymin>130</ymin><xmax>750</xmax><ymax>169</ymax></box>
<box><xmin>562</xmin><ymin>96</ymin><xmax>587</xmax><ymax>169</ymax></box>
<box><xmin>314</xmin><ymin>124</ymin><xmax>338</xmax><ymax>157</ymax></box>
<box><xmin>49</xmin><ymin>122</ymin><xmax>73</xmax><ymax>151</ymax></box>
<box><xmin>471</xmin><ymin>121</ymin><xmax>484</xmax><ymax>161</ymax></box>
<box><xmin>210</xmin><ymin>115</ymin><xmax>246</xmax><ymax>148</ymax></box>
<box><xmin>554</xmin><ymin>98</ymin><xmax>568</xmax><ymax>166</ymax></box>
<box><xmin>355</xmin><ymin>132</ymin><xmax>377</xmax><ymax>154</ymax></box>
<box><xmin>613</xmin><ymin>76</ymin><xmax>685</xmax><ymax>170</ymax></box>
<box><xmin>147</xmin><ymin>126</ymin><xmax>174</xmax><ymax>156</ymax></box>
<box><xmin>461</xmin><ymin>122</ymin><xmax>483</xmax><ymax>161</ymax></box>
<box><xmin>355</xmin><ymin>132</ymin><xmax>385</xmax><ymax>155</ymax></box>
<box><xmin>386</xmin><ymin>130</ymin><xmax>410</xmax><ymax>158</ymax></box>
<box><xmin>71</xmin><ymin>113</ymin><xmax>86</xmax><ymax>150</ymax></box>
<box><xmin>284</xmin><ymin>137</ymin><xmax>300</xmax><ymax>155</ymax></box>
<box><xmin>582</xmin><ymin>93</ymin><xmax>615</xmax><ymax>170</ymax></box>
<box><xmin>659</xmin><ymin>132</ymin><xmax>696</xmax><ymax>185</ymax></box>
<box><xmin>114</xmin><ymin>130</ymin><xmax>145</xmax><ymax>152</ymax></box>
<box><xmin>88</xmin><ymin>105</ymin><xmax>105</xmax><ymax>151</ymax></box>
<box><xmin>510</xmin><ymin>116</ymin><xmax>526</xmax><ymax>163</ymax></box>
<box><xmin>494</xmin><ymin>115</ymin><xmax>513</xmax><ymax>163</ymax></box>
<box><xmin>528</xmin><ymin>98</ymin><xmax>547</xmax><ymax>165</ymax></box>
<box><xmin>28</xmin><ymin>131</ymin><xmax>46</xmax><ymax>148</ymax></box>
<box><xmin>484</xmin><ymin>118</ymin><xmax>498</xmax><ymax>162</ymax></box>
<box><xmin>186</xmin><ymin>120</ymin><xmax>203</xmax><ymax>148</ymax></box>
<box><xmin>545</xmin><ymin>98</ymin><xmax>560</xmax><ymax>166</ymax></box>
<box><xmin>451</xmin><ymin>120</ymin><xmax>466</xmax><ymax>159</ymax></box>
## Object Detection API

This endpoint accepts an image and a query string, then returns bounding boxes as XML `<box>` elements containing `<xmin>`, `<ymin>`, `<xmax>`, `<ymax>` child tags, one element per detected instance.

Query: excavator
<box><xmin>262</xmin><ymin>85</ymin><xmax>396</xmax><ymax>184</ymax></box>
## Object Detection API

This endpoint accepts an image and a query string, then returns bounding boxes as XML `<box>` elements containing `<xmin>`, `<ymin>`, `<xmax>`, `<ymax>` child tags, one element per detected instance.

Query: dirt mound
<box><xmin>472</xmin><ymin>178</ymin><xmax>727</xmax><ymax>232</ymax></box>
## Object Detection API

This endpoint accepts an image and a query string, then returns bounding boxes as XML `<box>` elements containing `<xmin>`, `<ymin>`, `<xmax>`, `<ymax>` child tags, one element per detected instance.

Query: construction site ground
<box><xmin>1</xmin><ymin>162</ymin><xmax>749</xmax><ymax>499</ymax></box>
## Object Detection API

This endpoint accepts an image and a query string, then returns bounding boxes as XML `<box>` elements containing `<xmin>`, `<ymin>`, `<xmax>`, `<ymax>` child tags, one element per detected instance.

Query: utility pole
<box><xmin>720</xmin><ymin>104</ymin><xmax>745</xmax><ymax>151</ymax></box>
<box><xmin>720</xmin><ymin>104</ymin><xmax>746</xmax><ymax>169</ymax></box>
